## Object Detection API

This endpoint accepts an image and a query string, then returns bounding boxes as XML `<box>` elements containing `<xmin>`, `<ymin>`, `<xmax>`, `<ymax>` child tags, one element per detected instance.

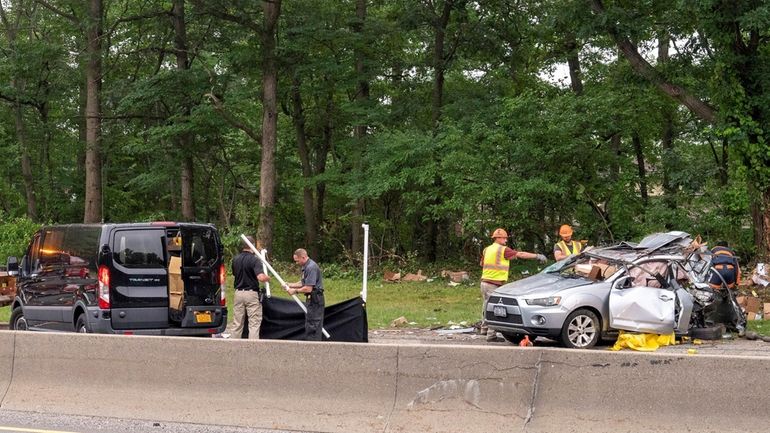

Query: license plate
<box><xmin>493</xmin><ymin>305</ymin><xmax>507</xmax><ymax>317</ymax></box>
<box><xmin>194</xmin><ymin>311</ymin><xmax>212</xmax><ymax>324</ymax></box>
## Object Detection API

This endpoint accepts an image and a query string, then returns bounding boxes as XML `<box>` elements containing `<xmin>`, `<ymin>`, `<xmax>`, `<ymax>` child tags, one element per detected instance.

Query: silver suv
<box><xmin>486</xmin><ymin>231</ymin><xmax>714</xmax><ymax>348</ymax></box>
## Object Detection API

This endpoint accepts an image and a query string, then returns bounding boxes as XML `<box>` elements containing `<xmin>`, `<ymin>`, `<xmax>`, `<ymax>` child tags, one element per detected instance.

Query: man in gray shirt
<box><xmin>285</xmin><ymin>248</ymin><xmax>325</xmax><ymax>341</ymax></box>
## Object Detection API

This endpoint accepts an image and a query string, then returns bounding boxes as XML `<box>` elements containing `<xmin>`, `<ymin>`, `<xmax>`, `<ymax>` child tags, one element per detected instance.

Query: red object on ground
<box><xmin>519</xmin><ymin>335</ymin><xmax>534</xmax><ymax>347</ymax></box>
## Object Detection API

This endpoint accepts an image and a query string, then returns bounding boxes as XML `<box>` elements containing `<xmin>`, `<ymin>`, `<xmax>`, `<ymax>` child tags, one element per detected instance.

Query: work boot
<box><xmin>486</xmin><ymin>331</ymin><xmax>499</xmax><ymax>342</ymax></box>
<box><xmin>479</xmin><ymin>326</ymin><xmax>488</xmax><ymax>336</ymax></box>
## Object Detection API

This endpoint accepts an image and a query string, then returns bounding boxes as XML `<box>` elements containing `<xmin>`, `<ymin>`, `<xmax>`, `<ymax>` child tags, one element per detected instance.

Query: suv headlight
<box><xmin>526</xmin><ymin>296</ymin><xmax>562</xmax><ymax>306</ymax></box>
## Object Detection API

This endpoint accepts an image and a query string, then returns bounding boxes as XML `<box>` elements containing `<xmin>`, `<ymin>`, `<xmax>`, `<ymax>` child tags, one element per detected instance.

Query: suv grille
<box><xmin>487</xmin><ymin>296</ymin><xmax>518</xmax><ymax>306</ymax></box>
<box><xmin>485</xmin><ymin>311</ymin><xmax>523</xmax><ymax>324</ymax></box>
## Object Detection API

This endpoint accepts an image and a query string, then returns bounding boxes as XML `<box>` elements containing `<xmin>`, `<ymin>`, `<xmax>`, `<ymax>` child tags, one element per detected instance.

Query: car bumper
<box><xmin>86</xmin><ymin>307</ymin><xmax>228</xmax><ymax>336</ymax></box>
<box><xmin>484</xmin><ymin>294</ymin><xmax>565</xmax><ymax>338</ymax></box>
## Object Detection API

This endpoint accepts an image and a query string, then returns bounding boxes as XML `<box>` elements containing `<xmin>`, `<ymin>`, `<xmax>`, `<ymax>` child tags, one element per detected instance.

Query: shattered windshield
<box><xmin>547</xmin><ymin>255</ymin><xmax>621</xmax><ymax>281</ymax></box>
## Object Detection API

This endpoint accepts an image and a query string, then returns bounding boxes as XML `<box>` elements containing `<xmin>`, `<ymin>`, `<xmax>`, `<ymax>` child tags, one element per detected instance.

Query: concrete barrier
<box><xmin>2</xmin><ymin>332</ymin><xmax>397</xmax><ymax>432</ymax></box>
<box><xmin>0</xmin><ymin>332</ymin><xmax>12</xmax><ymax>402</ymax></box>
<box><xmin>0</xmin><ymin>331</ymin><xmax>768</xmax><ymax>433</ymax></box>
<box><xmin>529</xmin><ymin>349</ymin><xmax>770</xmax><ymax>433</ymax></box>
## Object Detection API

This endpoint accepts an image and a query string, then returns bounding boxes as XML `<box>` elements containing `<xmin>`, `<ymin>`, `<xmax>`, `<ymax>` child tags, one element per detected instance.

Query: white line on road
<box><xmin>0</xmin><ymin>426</ymin><xmax>79</xmax><ymax>433</ymax></box>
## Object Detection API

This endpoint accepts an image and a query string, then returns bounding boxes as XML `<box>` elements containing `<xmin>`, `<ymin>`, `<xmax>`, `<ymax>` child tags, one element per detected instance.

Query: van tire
<box><xmin>75</xmin><ymin>314</ymin><xmax>90</xmax><ymax>333</ymax></box>
<box><xmin>10</xmin><ymin>307</ymin><xmax>27</xmax><ymax>331</ymax></box>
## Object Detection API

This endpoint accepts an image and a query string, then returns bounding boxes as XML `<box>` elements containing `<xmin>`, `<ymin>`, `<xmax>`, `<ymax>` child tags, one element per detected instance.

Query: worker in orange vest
<box><xmin>480</xmin><ymin>228</ymin><xmax>547</xmax><ymax>342</ymax></box>
<box><xmin>553</xmin><ymin>224</ymin><xmax>583</xmax><ymax>261</ymax></box>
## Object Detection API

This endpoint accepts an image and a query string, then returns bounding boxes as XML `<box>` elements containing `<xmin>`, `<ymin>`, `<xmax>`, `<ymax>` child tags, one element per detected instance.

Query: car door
<box><xmin>177</xmin><ymin>224</ymin><xmax>223</xmax><ymax>327</ymax></box>
<box><xmin>109</xmin><ymin>227</ymin><xmax>169</xmax><ymax>330</ymax></box>
<box><xmin>608</xmin><ymin>260</ymin><xmax>677</xmax><ymax>334</ymax></box>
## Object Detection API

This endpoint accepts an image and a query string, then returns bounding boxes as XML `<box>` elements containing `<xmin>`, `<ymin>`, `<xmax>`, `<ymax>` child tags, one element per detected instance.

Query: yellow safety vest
<box><xmin>557</xmin><ymin>240</ymin><xmax>582</xmax><ymax>256</ymax></box>
<box><xmin>481</xmin><ymin>244</ymin><xmax>510</xmax><ymax>282</ymax></box>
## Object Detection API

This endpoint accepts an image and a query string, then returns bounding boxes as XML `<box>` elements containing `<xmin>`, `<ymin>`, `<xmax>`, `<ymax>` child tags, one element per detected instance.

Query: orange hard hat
<box><xmin>491</xmin><ymin>228</ymin><xmax>508</xmax><ymax>239</ymax></box>
<box><xmin>559</xmin><ymin>224</ymin><xmax>573</xmax><ymax>237</ymax></box>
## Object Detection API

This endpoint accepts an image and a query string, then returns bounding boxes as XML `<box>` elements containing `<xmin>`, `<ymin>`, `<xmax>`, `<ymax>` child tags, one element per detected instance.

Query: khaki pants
<box><xmin>480</xmin><ymin>281</ymin><xmax>501</xmax><ymax>331</ymax></box>
<box><xmin>230</xmin><ymin>290</ymin><xmax>262</xmax><ymax>339</ymax></box>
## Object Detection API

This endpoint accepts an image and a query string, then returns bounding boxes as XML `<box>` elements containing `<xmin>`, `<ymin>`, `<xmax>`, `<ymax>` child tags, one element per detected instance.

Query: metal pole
<box><xmin>240</xmin><ymin>234</ymin><xmax>330</xmax><ymax>338</ymax></box>
<box><xmin>261</xmin><ymin>249</ymin><xmax>271</xmax><ymax>298</ymax></box>
<box><xmin>361</xmin><ymin>223</ymin><xmax>369</xmax><ymax>303</ymax></box>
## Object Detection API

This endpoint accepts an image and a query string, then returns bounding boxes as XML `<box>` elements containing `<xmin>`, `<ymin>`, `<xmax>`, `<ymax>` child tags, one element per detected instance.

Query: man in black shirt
<box><xmin>285</xmin><ymin>248</ymin><xmax>325</xmax><ymax>341</ymax></box>
<box><xmin>230</xmin><ymin>235</ymin><xmax>270</xmax><ymax>339</ymax></box>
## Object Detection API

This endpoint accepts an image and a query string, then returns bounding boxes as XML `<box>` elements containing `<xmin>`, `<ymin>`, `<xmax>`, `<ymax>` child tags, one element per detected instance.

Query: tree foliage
<box><xmin>0</xmin><ymin>0</ymin><xmax>764</xmax><ymax>263</ymax></box>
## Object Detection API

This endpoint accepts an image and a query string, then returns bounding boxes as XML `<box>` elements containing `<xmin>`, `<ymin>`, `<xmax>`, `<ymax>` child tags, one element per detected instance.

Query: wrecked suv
<box><xmin>7</xmin><ymin>222</ymin><xmax>227</xmax><ymax>336</ymax></box>
<box><xmin>486</xmin><ymin>231</ymin><xmax>725</xmax><ymax>349</ymax></box>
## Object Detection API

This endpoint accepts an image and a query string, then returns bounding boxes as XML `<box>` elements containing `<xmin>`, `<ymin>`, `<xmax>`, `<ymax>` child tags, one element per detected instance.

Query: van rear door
<box><xmin>178</xmin><ymin>224</ymin><xmax>224</xmax><ymax>328</ymax></box>
<box><xmin>109</xmin><ymin>228</ymin><xmax>169</xmax><ymax>330</ymax></box>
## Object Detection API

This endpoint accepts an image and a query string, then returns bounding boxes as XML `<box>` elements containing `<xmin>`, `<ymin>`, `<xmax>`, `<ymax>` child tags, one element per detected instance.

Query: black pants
<box><xmin>305</xmin><ymin>290</ymin><xmax>325</xmax><ymax>341</ymax></box>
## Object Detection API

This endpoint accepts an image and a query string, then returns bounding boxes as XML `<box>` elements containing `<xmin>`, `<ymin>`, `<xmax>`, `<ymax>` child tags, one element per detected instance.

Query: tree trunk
<box><xmin>257</xmin><ymin>0</ymin><xmax>281</xmax><ymax>253</ymax></box>
<box><xmin>589</xmin><ymin>0</ymin><xmax>717</xmax><ymax>123</ymax></box>
<box><xmin>38</xmin><ymin>100</ymin><xmax>54</xmax><ymax>218</ymax></box>
<box><xmin>609</xmin><ymin>133</ymin><xmax>621</xmax><ymax>182</ymax></box>
<box><xmin>632</xmin><ymin>133</ymin><xmax>648</xmax><ymax>206</ymax></box>
<box><xmin>0</xmin><ymin>1</ymin><xmax>37</xmax><ymax>220</ymax></box>
<box><xmin>565</xmin><ymin>34</ymin><xmax>583</xmax><ymax>95</ymax></box>
<box><xmin>431</xmin><ymin>1</ymin><xmax>452</xmax><ymax>132</ymax></box>
<box><xmin>761</xmin><ymin>188</ymin><xmax>770</xmax><ymax>260</ymax></box>
<box><xmin>10</xmin><ymin>78</ymin><xmax>37</xmax><ymax>221</ymax></box>
<box><xmin>425</xmin><ymin>0</ymin><xmax>454</xmax><ymax>262</ymax></box>
<box><xmin>172</xmin><ymin>0</ymin><xmax>196</xmax><ymax>221</ymax></box>
<box><xmin>350</xmin><ymin>0</ymin><xmax>369</xmax><ymax>257</ymax></box>
<box><xmin>181</xmin><ymin>156</ymin><xmax>195</xmax><ymax>221</ymax></box>
<box><xmin>657</xmin><ymin>34</ymin><xmax>677</xmax><ymax>212</ymax></box>
<box><xmin>314</xmin><ymin>85</ymin><xmax>333</xmax><ymax>247</ymax></box>
<box><xmin>291</xmin><ymin>77</ymin><xmax>318</xmax><ymax>258</ymax></box>
<box><xmin>83</xmin><ymin>0</ymin><xmax>103</xmax><ymax>223</ymax></box>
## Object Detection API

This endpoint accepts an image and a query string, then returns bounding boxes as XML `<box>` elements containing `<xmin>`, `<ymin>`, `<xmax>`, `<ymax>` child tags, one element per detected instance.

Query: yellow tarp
<box><xmin>610</xmin><ymin>330</ymin><xmax>677</xmax><ymax>352</ymax></box>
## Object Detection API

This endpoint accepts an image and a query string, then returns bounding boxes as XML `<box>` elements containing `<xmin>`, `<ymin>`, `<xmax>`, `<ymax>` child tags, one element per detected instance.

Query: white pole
<box><xmin>261</xmin><ymin>249</ymin><xmax>271</xmax><ymax>298</ymax></box>
<box><xmin>361</xmin><ymin>223</ymin><xmax>369</xmax><ymax>303</ymax></box>
<box><xmin>240</xmin><ymin>235</ymin><xmax>330</xmax><ymax>339</ymax></box>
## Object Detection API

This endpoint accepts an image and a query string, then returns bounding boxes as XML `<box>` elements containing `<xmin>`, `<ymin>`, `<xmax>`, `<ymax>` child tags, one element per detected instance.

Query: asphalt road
<box><xmin>0</xmin><ymin>410</ymin><xmax>303</xmax><ymax>433</ymax></box>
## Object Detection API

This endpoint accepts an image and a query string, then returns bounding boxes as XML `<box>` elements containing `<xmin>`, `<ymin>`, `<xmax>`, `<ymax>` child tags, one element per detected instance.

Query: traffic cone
<box><xmin>519</xmin><ymin>335</ymin><xmax>533</xmax><ymax>347</ymax></box>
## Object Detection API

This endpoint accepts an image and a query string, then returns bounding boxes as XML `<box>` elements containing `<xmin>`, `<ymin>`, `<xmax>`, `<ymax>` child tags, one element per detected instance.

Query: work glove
<box><xmin>535</xmin><ymin>254</ymin><xmax>547</xmax><ymax>263</ymax></box>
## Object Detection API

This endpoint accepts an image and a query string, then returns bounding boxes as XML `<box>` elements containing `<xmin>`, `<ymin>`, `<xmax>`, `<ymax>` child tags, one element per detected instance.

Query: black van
<box><xmin>6</xmin><ymin>222</ymin><xmax>227</xmax><ymax>335</ymax></box>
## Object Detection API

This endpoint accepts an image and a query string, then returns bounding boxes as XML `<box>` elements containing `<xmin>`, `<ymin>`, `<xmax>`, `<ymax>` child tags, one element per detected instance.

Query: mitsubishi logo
<box><xmin>497</xmin><ymin>298</ymin><xmax>504</xmax><ymax>305</ymax></box>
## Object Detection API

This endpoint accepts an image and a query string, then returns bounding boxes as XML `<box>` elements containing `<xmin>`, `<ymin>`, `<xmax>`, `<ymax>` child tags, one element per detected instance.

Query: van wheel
<box><xmin>10</xmin><ymin>307</ymin><xmax>27</xmax><ymax>331</ymax></box>
<box><xmin>75</xmin><ymin>314</ymin><xmax>90</xmax><ymax>333</ymax></box>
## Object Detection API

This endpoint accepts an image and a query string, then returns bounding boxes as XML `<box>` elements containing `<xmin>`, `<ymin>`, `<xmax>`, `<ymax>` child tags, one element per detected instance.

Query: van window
<box><xmin>112</xmin><ymin>230</ymin><xmax>165</xmax><ymax>268</ymax></box>
<box><xmin>64</xmin><ymin>226</ymin><xmax>101</xmax><ymax>275</ymax></box>
<box><xmin>26</xmin><ymin>233</ymin><xmax>43</xmax><ymax>274</ymax></box>
<box><xmin>182</xmin><ymin>228</ymin><xmax>218</xmax><ymax>268</ymax></box>
<box><xmin>40</xmin><ymin>229</ymin><xmax>67</xmax><ymax>270</ymax></box>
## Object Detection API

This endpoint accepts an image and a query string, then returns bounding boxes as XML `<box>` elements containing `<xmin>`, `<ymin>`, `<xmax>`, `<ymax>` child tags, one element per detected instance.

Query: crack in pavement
<box><xmin>382</xmin><ymin>345</ymin><xmax>399</xmax><ymax>433</ymax></box>
<box><xmin>522</xmin><ymin>351</ymin><xmax>542</xmax><ymax>432</ymax></box>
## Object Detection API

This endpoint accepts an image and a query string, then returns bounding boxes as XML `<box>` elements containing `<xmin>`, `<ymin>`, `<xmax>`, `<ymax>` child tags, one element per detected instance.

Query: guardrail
<box><xmin>0</xmin><ymin>331</ymin><xmax>767</xmax><ymax>432</ymax></box>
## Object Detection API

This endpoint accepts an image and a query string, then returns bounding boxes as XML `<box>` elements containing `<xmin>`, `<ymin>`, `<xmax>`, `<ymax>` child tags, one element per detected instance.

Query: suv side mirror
<box><xmin>611</xmin><ymin>275</ymin><xmax>632</xmax><ymax>291</ymax></box>
<box><xmin>6</xmin><ymin>256</ymin><xmax>18</xmax><ymax>276</ymax></box>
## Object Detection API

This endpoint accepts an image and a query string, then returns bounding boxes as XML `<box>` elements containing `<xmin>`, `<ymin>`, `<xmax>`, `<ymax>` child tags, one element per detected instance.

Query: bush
<box><xmin>0</xmin><ymin>214</ymin><xmax>39</xmax><ymax>265</ymax></box>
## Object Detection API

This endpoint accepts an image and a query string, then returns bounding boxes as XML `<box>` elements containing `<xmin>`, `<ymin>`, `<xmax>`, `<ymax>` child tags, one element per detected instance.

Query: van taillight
<box><xmin>98</xmin><ymin>265</ymin><xmax>111</xmax><ymax>309</ymax></box>
<box><xmin>219</xmin><ymin>264</ymin><xmax>226</xmax><ymax>306</ymax></box>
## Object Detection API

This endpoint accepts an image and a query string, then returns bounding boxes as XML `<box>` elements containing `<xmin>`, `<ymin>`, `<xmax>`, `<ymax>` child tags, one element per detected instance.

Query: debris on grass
<box><xmin>390</xmin><ymin>316</ymin><xmax>408</xmax><ymax>327</ymax></box>
<box><xmin>383</xmin><ymin>270</ymin><xmax>401</xmax><ymax>282</ymax></box>
<box><xmin>402</xmin><ymin>270</ymin><xmax>428</xmax><ymax>282</ymax></box>
<box><xmin>441</xmin><ymin>270</ymin><xmax>469</xmax><ymax>283</ymax></box>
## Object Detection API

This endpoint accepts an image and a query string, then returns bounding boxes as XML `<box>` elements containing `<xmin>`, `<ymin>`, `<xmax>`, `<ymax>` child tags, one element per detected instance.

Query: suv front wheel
<box><xmin>560</xmin><ymin>308</ymin><xmax>600</xmax><ymax>349</ymax></box>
